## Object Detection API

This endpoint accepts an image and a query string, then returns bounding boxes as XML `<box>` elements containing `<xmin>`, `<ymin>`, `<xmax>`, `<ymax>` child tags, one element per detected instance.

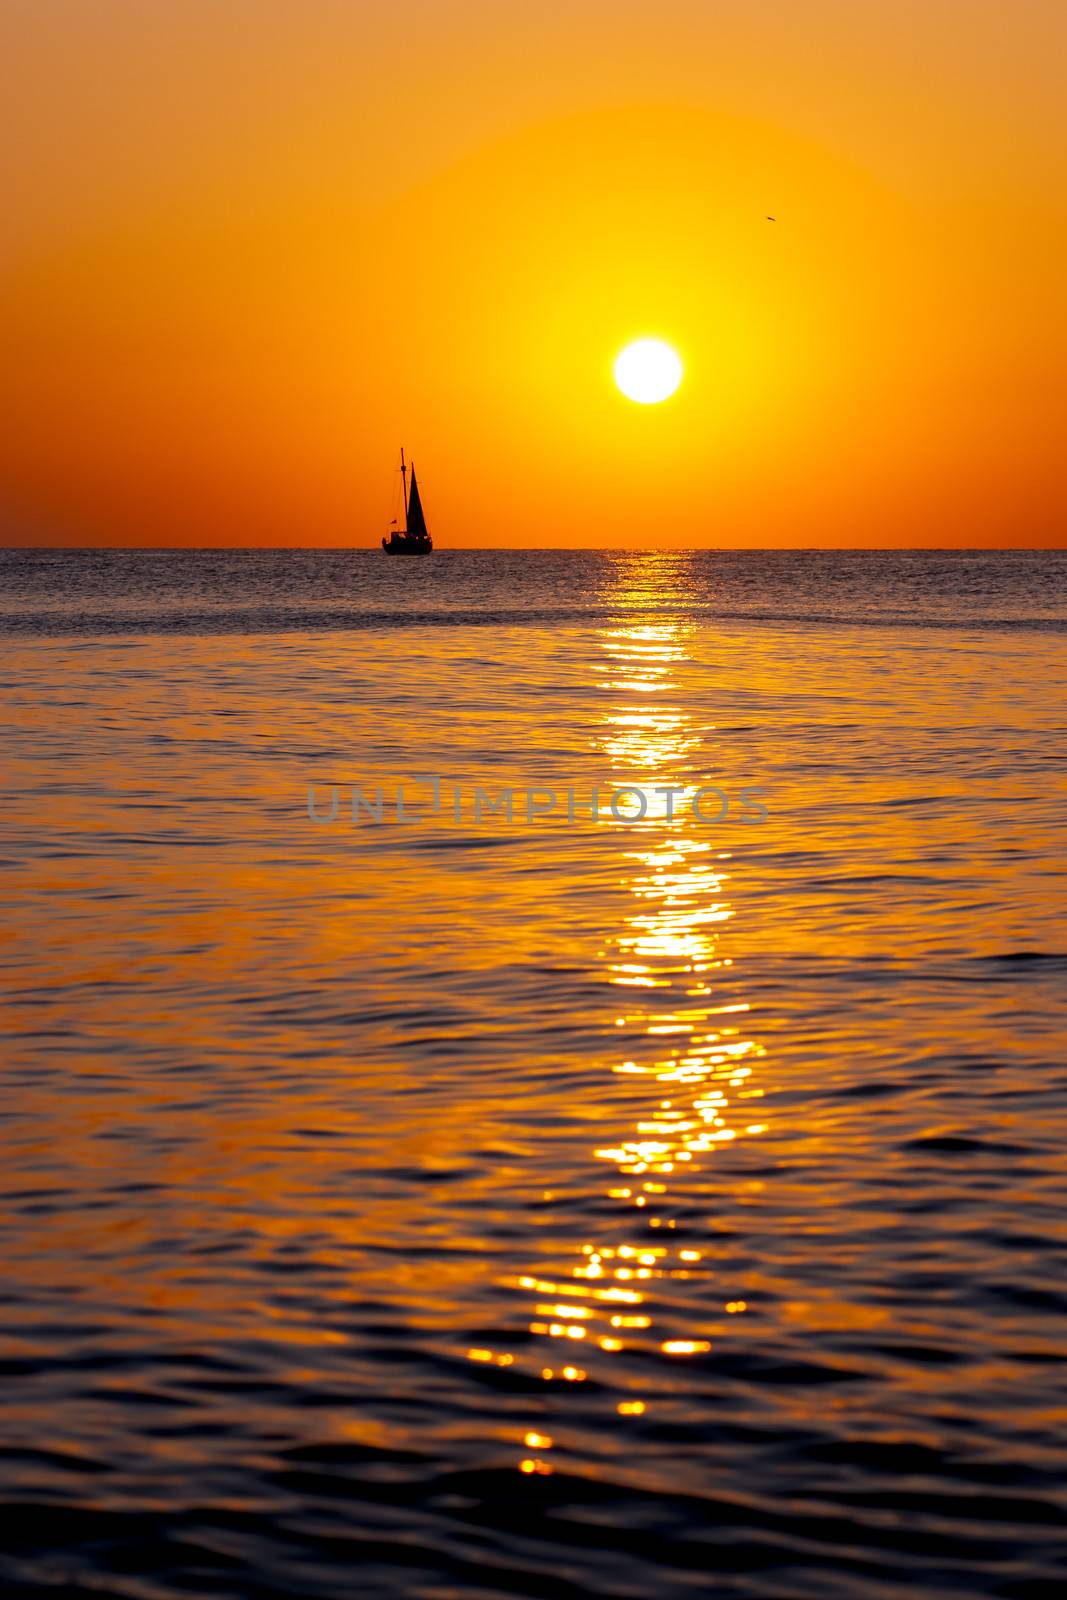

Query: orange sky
<box><xmin>2</xmin><ymin>0</ymin><xmax>1064</xmax><ymax>547</ymax></box>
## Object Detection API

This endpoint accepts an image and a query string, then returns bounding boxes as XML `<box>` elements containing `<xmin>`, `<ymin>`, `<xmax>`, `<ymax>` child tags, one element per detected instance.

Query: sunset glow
<box><xmin>2</xmin><ymin>3</ymin><xmax>1064</xmax><ymax>546</ymax></box>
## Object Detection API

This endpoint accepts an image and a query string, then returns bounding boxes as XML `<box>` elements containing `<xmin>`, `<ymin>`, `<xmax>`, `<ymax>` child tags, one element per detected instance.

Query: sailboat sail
<box><xmin>406</xmin><ymin>467</ymin><xmax>428</xmax><ymax>538</ymax></box>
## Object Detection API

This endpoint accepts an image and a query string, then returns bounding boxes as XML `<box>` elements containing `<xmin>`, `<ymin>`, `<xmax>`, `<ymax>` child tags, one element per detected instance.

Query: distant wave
<box><xmin>2</xmin><ymin>604</ymin><xmax>1065</xmax><ymax>636</ymax></box>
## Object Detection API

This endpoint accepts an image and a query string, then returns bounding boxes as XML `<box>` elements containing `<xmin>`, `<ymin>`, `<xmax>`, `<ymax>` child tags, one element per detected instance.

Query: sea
<box><xmin>1</xmin><ymin>548</ymin><xmax>1065</xmax><ymax>1599</ymax></box>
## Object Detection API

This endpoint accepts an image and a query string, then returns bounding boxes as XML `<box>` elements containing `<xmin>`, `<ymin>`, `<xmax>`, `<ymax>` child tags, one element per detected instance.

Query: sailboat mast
<box><xmin>399</xmin><ymin>448</ymin><xmax>409</xmax><ymax>530</ymax></box>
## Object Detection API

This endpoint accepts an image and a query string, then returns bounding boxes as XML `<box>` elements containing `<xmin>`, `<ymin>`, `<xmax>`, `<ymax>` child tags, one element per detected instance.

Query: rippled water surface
<box><xmin>2</xmin><ymin>550</ymin><xmax>1066</xmax><ymax>1599</ymax></box>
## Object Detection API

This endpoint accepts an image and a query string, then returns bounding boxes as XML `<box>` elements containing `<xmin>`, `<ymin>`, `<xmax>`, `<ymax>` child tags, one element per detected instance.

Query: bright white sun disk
<box><xmin>614</xmin><ymin>339</ymin><xmax>683</xmax><ymax>404</ymax></box>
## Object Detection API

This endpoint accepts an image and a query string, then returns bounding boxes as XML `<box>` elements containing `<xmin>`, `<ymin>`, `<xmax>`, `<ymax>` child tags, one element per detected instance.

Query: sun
<box><xmin>613</xmin><ymin>339</ymin><xmax>683</xmax><ymax>404</ymax></box>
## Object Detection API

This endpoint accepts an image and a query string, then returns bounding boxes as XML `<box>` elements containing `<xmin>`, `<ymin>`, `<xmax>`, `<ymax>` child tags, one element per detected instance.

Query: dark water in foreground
<box><xmin>1</xmin><ymin>550</ymin><xmax>1066</xmax><ymax>1599</ymax></box>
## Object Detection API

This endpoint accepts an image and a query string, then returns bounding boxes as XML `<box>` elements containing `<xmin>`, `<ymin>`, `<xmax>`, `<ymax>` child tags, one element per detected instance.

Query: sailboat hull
<box><xmin>381</xmin><ymin>535</ymin><xmax>432</xmax><ymax>554</ymax></box>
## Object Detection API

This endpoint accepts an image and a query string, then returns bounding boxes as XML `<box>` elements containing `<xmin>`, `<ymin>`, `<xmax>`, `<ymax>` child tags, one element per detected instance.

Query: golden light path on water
<box><xmin>471</xmin><ymin>561</ymin><xmax>770</xmax><ymax>1476</ymax></box>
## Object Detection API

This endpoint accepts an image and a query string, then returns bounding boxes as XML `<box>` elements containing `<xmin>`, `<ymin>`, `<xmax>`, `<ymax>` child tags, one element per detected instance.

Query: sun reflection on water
<box><xmin>471</xmin><ymin>559</ymin><xmax>770</xmax><ymax>1474</ymax></box>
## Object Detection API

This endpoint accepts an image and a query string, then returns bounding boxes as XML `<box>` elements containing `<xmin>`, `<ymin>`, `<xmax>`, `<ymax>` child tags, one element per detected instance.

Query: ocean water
<box><xmin>1</xmin><ymin>549</ymin><xmax>1066</xmax><ymax>1600</ymax></box>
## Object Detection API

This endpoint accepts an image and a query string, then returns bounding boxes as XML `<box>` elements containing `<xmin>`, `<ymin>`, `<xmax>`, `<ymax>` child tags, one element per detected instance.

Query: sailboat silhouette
<box><xmin>382</xmin><ymin>449</ymin><xmax>433</xmax><ymax>553</ymax></box>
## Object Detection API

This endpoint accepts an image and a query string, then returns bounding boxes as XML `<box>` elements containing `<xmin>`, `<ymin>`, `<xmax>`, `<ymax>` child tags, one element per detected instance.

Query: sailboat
<box><xmin>381</xmin><ymin>449</ymin><xmax>433</xmax><ymax>554</ymax></box>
